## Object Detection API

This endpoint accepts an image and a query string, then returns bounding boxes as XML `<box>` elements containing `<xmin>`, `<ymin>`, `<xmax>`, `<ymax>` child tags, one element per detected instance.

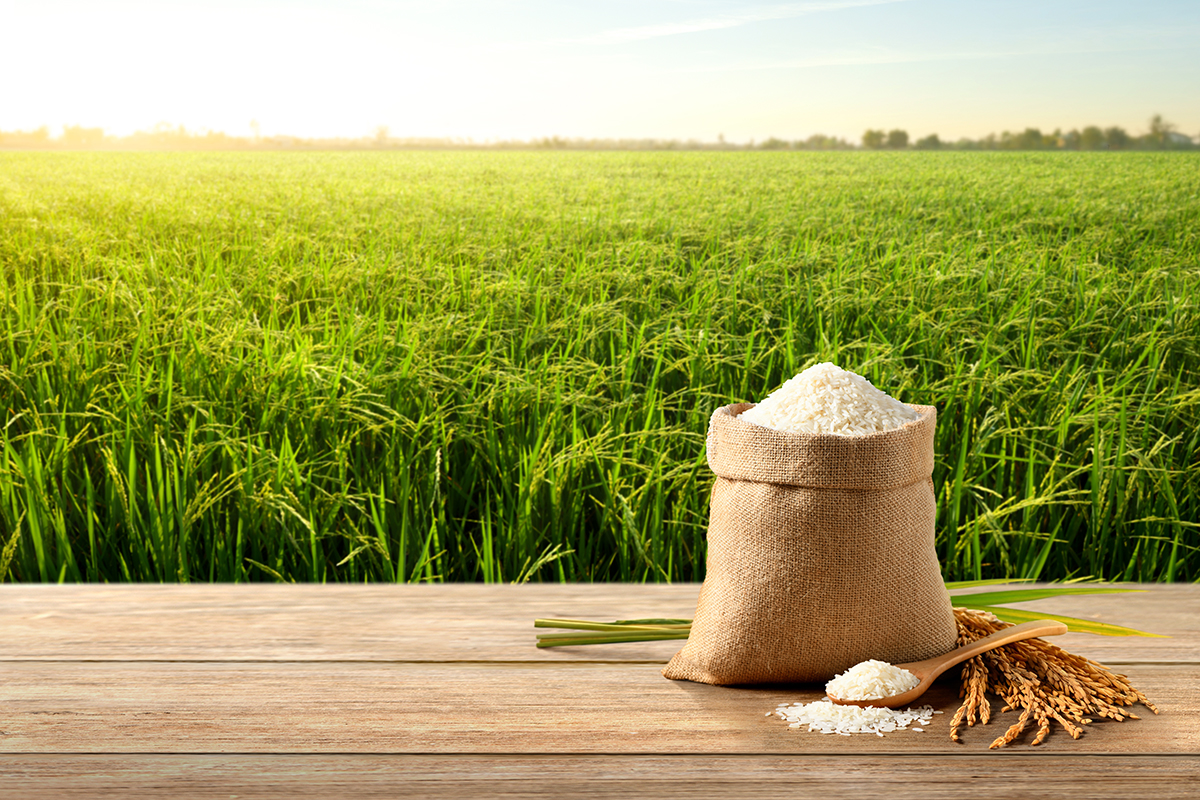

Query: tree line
<box><xmin>0</xmin><ymin>115</ymin><xmax>1194</xmax><ymax>152</ymax></box>
<box><xmin>0</xmin><ymin>125</ymin><xmax>861</xmax><ymax>151</ymax></box>
<box><xmin>862</xmin><ymin>115</ymin><xmax>1194</xmax><ymax>151</ymax></box>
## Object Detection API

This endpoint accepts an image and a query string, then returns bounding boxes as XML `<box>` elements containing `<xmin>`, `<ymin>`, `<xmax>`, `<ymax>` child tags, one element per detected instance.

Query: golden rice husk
<box><xmin>950</xmin><ymin>607</ymin><xmax>1158</xmax><ymax>748</ymax></box>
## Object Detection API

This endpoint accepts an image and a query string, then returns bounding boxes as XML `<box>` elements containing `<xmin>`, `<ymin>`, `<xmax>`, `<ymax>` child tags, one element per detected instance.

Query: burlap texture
<box><xmin>662</xmin><ymin>402</ymin><xmax>958</xmax><ymax>685</ymax></box>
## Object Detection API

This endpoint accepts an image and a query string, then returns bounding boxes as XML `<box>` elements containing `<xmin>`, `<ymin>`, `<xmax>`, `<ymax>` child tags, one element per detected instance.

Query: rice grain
<box><xmin>740</xmin><ymin>362</ymin><xmax>917</xmax><ymax>436</ymax></box>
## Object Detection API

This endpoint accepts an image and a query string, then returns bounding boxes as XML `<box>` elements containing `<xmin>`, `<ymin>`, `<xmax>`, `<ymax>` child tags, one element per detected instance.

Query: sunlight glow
<box><xmin>2</xmin><ymin>0</ymin><xmax>1198</xmax><ymax>143</ymax></box>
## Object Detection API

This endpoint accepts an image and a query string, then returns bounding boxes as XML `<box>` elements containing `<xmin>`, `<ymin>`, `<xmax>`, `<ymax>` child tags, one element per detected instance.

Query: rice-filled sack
<box><xmin>663</xmin><ymin>363</ymin><xmax>958</xmax><ymax>685</ymax></box>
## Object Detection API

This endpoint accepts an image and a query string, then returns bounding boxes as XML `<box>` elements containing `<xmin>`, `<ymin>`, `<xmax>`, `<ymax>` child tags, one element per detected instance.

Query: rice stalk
<box><xmin>0</xmin><ymin>151</ymin><xmax>1196</xmax><ymax>583</ymax></box>
<box><xmin>951</xmin><ymin>607</ymin><xmax>1158</xmax><ymax>748</ymax></box>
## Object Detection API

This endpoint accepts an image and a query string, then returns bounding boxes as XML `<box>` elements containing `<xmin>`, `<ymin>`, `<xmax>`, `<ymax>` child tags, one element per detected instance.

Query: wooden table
<box><xmin>0</xmin><ymin>584</ymin><xmax>1196</xmax><ymax>798</ymax></box>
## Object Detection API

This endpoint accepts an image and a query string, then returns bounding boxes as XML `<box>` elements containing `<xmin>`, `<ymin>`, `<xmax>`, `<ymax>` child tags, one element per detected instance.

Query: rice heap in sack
<box><xmin>663</xmin><ymin>363</ymin><xmax>958</xmax><ymax>685</ymax></box>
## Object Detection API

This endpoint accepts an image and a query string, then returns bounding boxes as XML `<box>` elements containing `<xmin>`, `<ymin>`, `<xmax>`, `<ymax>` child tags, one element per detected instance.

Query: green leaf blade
<box><xmin>950</xmin><ymin>586</ymin><xmax>1144</xmax><ymax>606</ymax></box>
<box><xmin>535</xmin><ymin>618</ymin><xmax>691</xmax><ymax>632</ymax></box>
<box><xmin>944</xmin><ymin>578</ymin><xmax>1034</xmax><ymax>590</ymax></box>
<box><xmin>536</xmin><ymin>630</ymin><xmax>690</xmax><ymax>647</ymax></box>
<box><xmin>964</xmin><ymin>605</ymin><xmax>1167</xmax><ymax>638</ymax></box>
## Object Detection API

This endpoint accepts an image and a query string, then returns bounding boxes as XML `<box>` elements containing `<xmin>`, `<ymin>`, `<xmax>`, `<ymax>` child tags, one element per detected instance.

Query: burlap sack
<box><xmin>663</xmin><ymin>402</ymin><xmax>958</xmax><ymax>685</ymax></box>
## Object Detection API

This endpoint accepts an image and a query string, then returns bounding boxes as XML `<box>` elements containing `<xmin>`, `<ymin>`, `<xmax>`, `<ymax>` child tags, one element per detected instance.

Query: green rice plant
<box><xmin>533</xmin><ymin>582</ymin><xmax>1164</xmax><ymax>647</ymax></box>
<box><xmin>0</xmin><ymin>151</ymin><xmax>1197</xmax><ymax>583</ymax></box>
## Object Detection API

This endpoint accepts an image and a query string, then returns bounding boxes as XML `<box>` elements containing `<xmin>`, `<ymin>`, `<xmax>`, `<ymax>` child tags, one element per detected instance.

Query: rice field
<box><xmin>1</xmin><ymin>150</ymin><xmax>1197</xmax><ymax>584</ymax></box>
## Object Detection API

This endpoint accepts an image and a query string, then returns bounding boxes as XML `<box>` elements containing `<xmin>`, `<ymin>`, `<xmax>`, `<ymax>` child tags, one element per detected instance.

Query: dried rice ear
<box><xmin>949</xmin><ymin>607</ymin><xmax>1159</xmax><ymax>748</ymax></box>
<box><xmin>664</xmin><ymin>402</ymin><xmax>958</xmax><ymax>685</ymax></box>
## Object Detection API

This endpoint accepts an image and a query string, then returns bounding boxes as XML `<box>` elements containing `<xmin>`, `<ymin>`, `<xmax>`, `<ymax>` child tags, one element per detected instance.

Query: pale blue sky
<box><xmin>3</xmin><ymin>0</ymin><xmax>1197</xmax><ymax>142</ymax></box>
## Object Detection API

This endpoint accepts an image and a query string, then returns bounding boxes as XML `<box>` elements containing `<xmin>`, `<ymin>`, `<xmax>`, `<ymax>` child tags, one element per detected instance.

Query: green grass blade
<box><xmin>965</xmin><ymin>605</ymin><xmax>1166</xmax><ymax>637</ymax></box>
<box><xmin>536</xmin><ymin>631</ymin><xmax>690</xmax><ymax>647</ymax></box>
<box><xmin>535</xmin><ymin>618</ymin><xmax>691</xmax><ymax>632</ymax></box>
<box><xmin>944</xmin><ymin>578</ymin><xmax>1033</xmax><ymax>590</ymax></box>
<box><xmin>949</xmin><ymin>586</ymin><xmax>1144</xmax><ymax>606</ymax></box>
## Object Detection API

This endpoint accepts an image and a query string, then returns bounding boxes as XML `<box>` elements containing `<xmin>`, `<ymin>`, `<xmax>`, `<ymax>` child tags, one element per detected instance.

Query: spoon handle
<box><xmin>905</xmin><ymin>619</ymin><xmax>1070</xmax><ymax>682</ymax></box>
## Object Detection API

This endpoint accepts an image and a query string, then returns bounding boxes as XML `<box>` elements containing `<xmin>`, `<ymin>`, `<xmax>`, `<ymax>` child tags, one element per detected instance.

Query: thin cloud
<box><xmin>558</xmin><ymin>0</ymin><xmax>911</xmax><ymax>47</ymax></box>
<box><xmin>682</xmin><ymin>26</ymin><xmax>1200</xmax><ymax>72</ymax></box>
<box><xmin>681</xmin><ymin>48</ymin><xmax>1014</xmax><ymax>72</ymax></box>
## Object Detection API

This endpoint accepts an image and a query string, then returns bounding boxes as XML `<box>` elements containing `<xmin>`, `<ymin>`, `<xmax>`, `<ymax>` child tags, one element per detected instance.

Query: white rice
<box><xmin>770</xmin><ymin>659</ymin><xmax>935</xmax><ymax>737</ymax></box>
<box><xmin>772</xmin><ymin>699</ymin><xmax>939</xmax><ymax>737</ymax></box>
<box><xmin>825</xmin><ymin>659</ymin><xmax>920</xmax><ymax>701</ymax></box>
<box><xmin>739</xmin><ymin>362</ymin><xmax>917</xmax><ymax>436</ymax></box>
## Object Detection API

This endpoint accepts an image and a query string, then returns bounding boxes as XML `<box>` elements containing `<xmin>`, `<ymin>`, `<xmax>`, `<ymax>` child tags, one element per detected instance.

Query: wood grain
<box><xmin>0</xmin><ymin>584</ymin><xmax>1194</xmax><ymax>663</ymax></box>
<box><xmin>1</xmin><ymin>754</ymin><xmax>1198</xmax><ymax>800</ymax></box>
<box><xmin>1</xmin><ymin>584</ymin><xmax>1196</xmax><ymax>797</ymax></box>
<box><xmin>0</xmin><ymin>661</ymin><xmax>1188</xmax><ymax>754</ymax></box>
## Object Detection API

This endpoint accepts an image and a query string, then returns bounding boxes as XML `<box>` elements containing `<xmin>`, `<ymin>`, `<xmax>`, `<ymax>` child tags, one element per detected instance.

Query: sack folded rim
<box><xmin>706</xmin><ymin>402</ymin><xmax>936</xmax><ymax>490</ymax></box>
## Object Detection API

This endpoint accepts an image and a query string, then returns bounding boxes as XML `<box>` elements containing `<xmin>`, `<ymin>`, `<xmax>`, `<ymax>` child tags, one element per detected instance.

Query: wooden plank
<box><xmin>0</xmin><ymin>662</ymin><xmax>1190</xmax><ymax>754</ymax></box>
<box><xmin>0</xmin><ymin>584</ymin><xmax>696</xmax><ymax>663</ymax></box>
<box><xmin>1</xmin><ymin>754</ymin><xmax>1198</xmax><ymax>800</ymax></box>
<box><xmin>0</xmin><ymin>584</ymin><xmax>1195</xmax><ymax>663</ymax></box>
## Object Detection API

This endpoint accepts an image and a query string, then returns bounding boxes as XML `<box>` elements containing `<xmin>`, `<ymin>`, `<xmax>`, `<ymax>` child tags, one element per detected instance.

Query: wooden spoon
<box><xmin>827</xmin><ymin>619</ymin><xmax>1069</xmax><ymax>709</ymax></box>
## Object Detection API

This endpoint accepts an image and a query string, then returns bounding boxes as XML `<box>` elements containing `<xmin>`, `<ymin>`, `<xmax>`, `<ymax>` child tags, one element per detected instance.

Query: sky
<box><xmin>2</xmin><ymin>0</ymin><xmax>1198</xmax><ymax>143</ymax></box>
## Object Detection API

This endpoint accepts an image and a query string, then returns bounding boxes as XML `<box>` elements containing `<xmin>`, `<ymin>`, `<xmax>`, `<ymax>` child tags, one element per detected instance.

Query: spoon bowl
<box><xmin>828</xmin><ymin>619</ymin><xmax>1070</xmax><ymax>709</ymax></box>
